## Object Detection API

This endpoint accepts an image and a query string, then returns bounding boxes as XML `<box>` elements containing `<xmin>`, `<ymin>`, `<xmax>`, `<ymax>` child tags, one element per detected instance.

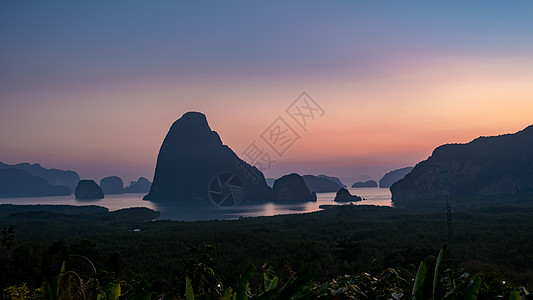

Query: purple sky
<box><xmin>1</xmin><ymin>1</ymin><xmax>533</xmax><ymax>184</ymax></box>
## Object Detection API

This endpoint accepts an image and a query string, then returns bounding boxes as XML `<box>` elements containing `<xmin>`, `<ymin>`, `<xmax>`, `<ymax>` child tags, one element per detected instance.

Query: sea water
<box><xmin>0</xmin><ymin>188</ymin><xmax>392</xmax><ymax>221</ymax></box>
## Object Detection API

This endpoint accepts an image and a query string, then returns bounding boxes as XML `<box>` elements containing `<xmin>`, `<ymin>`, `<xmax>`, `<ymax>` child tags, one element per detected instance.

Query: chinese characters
<box><xmin>241</xmin><ymin>92</ymin><xmax>324</xmax><ymax>176</ymax></box>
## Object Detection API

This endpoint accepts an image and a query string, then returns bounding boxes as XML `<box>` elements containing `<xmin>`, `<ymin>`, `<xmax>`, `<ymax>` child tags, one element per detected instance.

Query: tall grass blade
<box><xmin>433</xmin><ymin>245</ymin><xmax>447</xmax><ymax>299</ymax></box>
<box><xmin>412</xmin><ymin>261</ymin><xmax>427</xmax><ymax>300</ymax></box>
<box><xmin>186</xmin><ymin>277</ymin><xmax>195</xmax><ymax>300</ymax></box>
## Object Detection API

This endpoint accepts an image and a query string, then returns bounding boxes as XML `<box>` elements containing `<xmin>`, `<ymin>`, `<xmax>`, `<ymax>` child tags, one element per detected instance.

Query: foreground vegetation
<box><xmin>1</xmin><ymin>203</ymin><xmax>533</xmax><ymax>298</ymax></box>
<box><xmin>3</xmin><ymin>245</ymin><xmax>530</xmax><ymax>299</ymax></box>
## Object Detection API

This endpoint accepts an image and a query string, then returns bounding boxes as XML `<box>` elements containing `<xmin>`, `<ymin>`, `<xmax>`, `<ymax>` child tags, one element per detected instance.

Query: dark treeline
<box><xmin>1</xmin><ymin>203</ymin><xmax>533</xmax><ymax>296</ymax></box>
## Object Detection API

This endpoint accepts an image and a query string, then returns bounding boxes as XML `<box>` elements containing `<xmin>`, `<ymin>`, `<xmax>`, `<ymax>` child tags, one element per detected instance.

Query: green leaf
<box><xmin>464</xmin><ymin>276</ymin><xmax>482</xmax><ymax>300</ymax></box>
<box><xmin>221</xmin><ymin>288</ymin><xmax>232</xmax><ymax>300</ymax></box>
<box><xmin>263</xmin><ymin>266</ymin><xmax>277</xmax><ymax>293</ymax></box>
<box><xmin>236</xmin><ymin>264</ymin><xmax>256</xmax><ymax>300</ymax></box>
<box><xmin>265</xmin><ymin>276</ymin><xmax>279</xmax><ymax>292</ymax></box>
<box><xmin>508</xmin><ymin>290</ymin><xmax>521</xmax><ymax>300</ymax></box>
<box><xmin>433</xmin><ymin>245</ymin><xmax>447</xmax><ymax>299</ymax></box>
<box><xmin>412</xmin><ymin>261</ymin><xmax>427</xmax><ymax>300</ymax></box>
<box><xmin>108</xmin><ymin>283</ymin><xmax>121</xmax><ymax>300</ymax></box>
<box><xmin>43</xmin><ymin>261</ymin><xmax>66</xmax><ymax>300</ymax></box>
<box><xmin>59</xmin><ymin>261</ymin><xmax>66</xmax><ymax>276</ymax></box>
<box><xmin>186</xmin><ymin>277</ymin><xmax>195</xmax><ymax>300</ymax></box>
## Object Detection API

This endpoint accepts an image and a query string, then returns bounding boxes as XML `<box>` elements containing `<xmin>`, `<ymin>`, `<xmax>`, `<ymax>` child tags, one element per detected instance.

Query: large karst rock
<box><xmin>272</xmin><ymin>173</ymin><xmax>317</xmax><ymax>203</ymax></box>
<box><xmin>391</xmin><ymin>125</ymin><xmax>533</xmax><ymax>208</ymax></box>
<box><xmin>75</xmin><ymin>180</ymin><xmax>104</xmax><ymax>200</ymax></box>
<box><xmin>0</xmin><ymin>168</ymin><xmax>71</xmax><ymax>197</ymax></box>
<box><xmin>100</xmin><ymin>176</ymin><xmax>124</xmax><ymax>194</ymax></box>
<box><xmin>379</xmin><ymin>167</ymin><xmax>413</xmax><ymax>188</ymax></box>
<box><xmin>143</xmin><ymin>112</ymin><xmax>272</xmax><ymax>205</ymax></box>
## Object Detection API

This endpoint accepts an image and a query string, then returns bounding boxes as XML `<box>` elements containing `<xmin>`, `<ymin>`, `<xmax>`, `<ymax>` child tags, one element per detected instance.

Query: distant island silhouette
<box><xmin>0</xmin><ymin>162</ymin><xmax>153</xmax><ymax>198</ymax></box>
<box><xmin>379</xmin><ymin>167</ymin><xmax>413</xmax><ymax>188</ymax></box>
<box><xmin>75</xmin><ymin>179</ymin><xmax>104</xmax><ymax>200</ymax></box>
<box><xmin>302</xmin><ymin>175</ymin><xmax>343</xmax><ymax>192</ymax></box>
<box><xmin>266</xmin><ymin>174</ymin><xmax>344</xmax><ymax>192</ymax></box>
<box><xmin>272</xmin><ymin>173</ymin><xmax>317</xmax><ymax>203</ymax></box>
<box><xmin>317</xmin><ymin>174</ymin><xmax>346</xmax><ymax>188</ymax></box>
<box><xmin>0</xmin><ymin>162</ymin><xmax>79</xmax><ymax>192</ymax></box>
<box><xmin>334</xmin><ymin>187</ymin><xmax>362</xmax><ymax>202</ymax></box>
<box><xmin>0</xmin><ymin>168</ymin><xmax>71</xmax><ymax>198</ymax></box>
<box><xmin>124</xmin><ymin>177</ymin><xmax>152</xmax><ymax>193</ymax></box>
<box><xmin>351</xmin><ymin>180</ymin><xmax>378</xmax><ymax>188</ymax></box>
<box><xmin>99</xmin><ymin>176</ymin><xmax>153</xmax><ymax>194</ymax></box>
<box><xmin>4</xmin><ymin>114</ymin><xmax>530</xmax><ymax>211</ymax></box>
<box><xmin>100</xmin><ymin>176</ymin><xmax>124</xmax><ymax>194</ymax></box>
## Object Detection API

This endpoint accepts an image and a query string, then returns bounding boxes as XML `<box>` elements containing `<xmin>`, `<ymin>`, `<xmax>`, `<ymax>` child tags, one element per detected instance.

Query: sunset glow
<box><xmin>1</xmin><ymin>1</ymin><xmax>532</xmax><ymax>183</ymax></box>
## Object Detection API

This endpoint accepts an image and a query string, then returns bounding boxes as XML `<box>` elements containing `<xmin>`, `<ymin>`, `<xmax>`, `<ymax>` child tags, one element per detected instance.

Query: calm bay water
<box><xmin>0</xmin><ymin>188</ymin><xmax>392</xmax><ymax>221</ymax></box>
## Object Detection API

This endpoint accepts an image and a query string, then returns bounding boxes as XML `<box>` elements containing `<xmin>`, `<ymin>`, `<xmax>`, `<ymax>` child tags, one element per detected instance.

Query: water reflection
<box><xmin>153</xmin><ymin>201</ymin><xmax>323</xmax><ymax>221</ymax></box>
<box><xmin>153</xmin><ymin>188</ymin><xmax>392</xmax><ymax>221</ymax></box>
<box><xmin>0</xmin><ymin>188</ymin><xmax>392</xmax><ymax>221</ymax></box>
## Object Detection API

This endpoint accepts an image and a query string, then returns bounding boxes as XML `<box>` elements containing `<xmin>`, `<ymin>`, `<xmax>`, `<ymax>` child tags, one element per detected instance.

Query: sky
<box><xmin>1</xmin><ymin>1</ymin><xmax>533</xmax><ymax>185</ymax></box>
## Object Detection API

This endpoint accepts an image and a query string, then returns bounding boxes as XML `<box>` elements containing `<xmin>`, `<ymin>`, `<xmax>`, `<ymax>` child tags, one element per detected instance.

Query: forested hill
<box><xmin>1</xmin><ymin>203</ymin><xmax>533</xmax><ymax>296</ymax></box>
<box><xmin>391</xmin><ymin>125</ymin><xmax>533</xmax><ymax>208</ymax></box>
